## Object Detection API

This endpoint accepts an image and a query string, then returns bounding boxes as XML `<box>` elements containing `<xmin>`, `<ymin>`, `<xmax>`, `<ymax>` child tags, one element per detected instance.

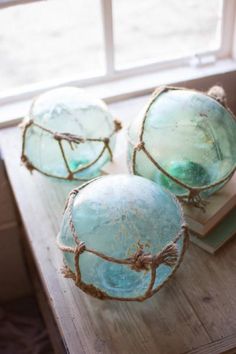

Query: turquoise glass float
<box><xmin>57</xmin><ymin>175</ymin><xmax>188</xmax><ymax>301</ymax></box>
<box><xmin>128</xmin><ymin>86</ymin><xmax>236</xmax><ymax>204</ymax></box>
<box><xmin>21</xmin><ymin>87</ymin><xmax>121</xmax><ymax>180</ymax></box>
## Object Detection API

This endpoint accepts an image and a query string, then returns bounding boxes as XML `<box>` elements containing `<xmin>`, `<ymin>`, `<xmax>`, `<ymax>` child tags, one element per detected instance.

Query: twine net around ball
<box><xmin>129</xmin><ymin>86</ymin><xmax>236</xmax><ymax>211</ymax></box>
<box><xmin>21</xmin><ymin>115</ymin><xmax>122</xmax><ymax>181</ymax></box>
<box><xmin>57</xmin><ymin>177</ymin><xmax>189</xmax><ymax>302</ymax></box>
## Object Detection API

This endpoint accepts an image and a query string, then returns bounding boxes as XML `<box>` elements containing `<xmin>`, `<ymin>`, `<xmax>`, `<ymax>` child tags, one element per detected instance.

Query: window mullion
<box><xmin>101</xmin><ymin>0</ymin><xmax>115</xmax><ymax>77</ymax></box>
<box><xmin>218</xmin><ymin>0</ymin><xmax>236</xmax><ymax>58</ymax></box>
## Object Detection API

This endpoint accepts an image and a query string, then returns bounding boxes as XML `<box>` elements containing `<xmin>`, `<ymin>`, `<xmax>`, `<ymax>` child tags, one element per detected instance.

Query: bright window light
<box><xmin>113</xmin><ymin>0</ymin><xmax>222</xmax><ymax>68</ymax></box>
<box><xmin>0</xmin><ymin>0</ymin><xmax>233</xmax><ymax>100</ymax></box>
<box><xmin>0</xmin><ymin>0</ymin><xmax>105</xmax><ymax>92</ymax></box>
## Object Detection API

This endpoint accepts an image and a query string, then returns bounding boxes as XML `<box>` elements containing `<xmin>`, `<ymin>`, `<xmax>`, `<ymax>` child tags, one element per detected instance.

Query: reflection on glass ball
<box><xmin>128</xmin><ymin>87</ymin><xmax>236</xmax><ymax>197</ymax></box>
<box><xmin>21</xmin><ymin>87</ymin><xmax>118</xmax><ymax>180</ymax></box>
<box><xmin>58</xmin><ymin>175</ymin><xmax>188</xmax><ymax>301</ymax></box>
<box><xmin>158</xmin><ymin>160</ymin><xmax>211</xmax><ymax>195</ymax></box>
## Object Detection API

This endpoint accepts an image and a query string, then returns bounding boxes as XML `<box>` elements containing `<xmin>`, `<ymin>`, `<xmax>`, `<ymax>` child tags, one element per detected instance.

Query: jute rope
<box><xmin>57</xmin><ymin>177</ymin><xmax>189</xmax><ymax>301</ymax></box>
<box><xmin>20</xmin><ymin>118</ymin><xmax>122</xmax><ymax>181</ymax></box>
<box><xmin>129</xmin><ymin>86</ymin><xmax>236</xmax><ymax>211</ymax></box>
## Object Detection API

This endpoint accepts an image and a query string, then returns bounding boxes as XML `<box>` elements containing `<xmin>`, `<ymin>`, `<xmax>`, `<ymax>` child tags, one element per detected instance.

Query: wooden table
<box><xmin>1</xmin><ymin>126</ymin><xmax>236</xmax><ymax>354</ymax></box>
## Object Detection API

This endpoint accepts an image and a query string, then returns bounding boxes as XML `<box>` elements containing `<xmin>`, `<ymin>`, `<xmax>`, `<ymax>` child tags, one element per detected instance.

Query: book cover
<box><xmin>184</xmin><ymin>173</ymin><xmax>236</xmax><ymax>237</ymax></box>
<box><xmin>190</xmin><ymin>207</ymin><xmax>236</xmax><ymax>254</ymax></box>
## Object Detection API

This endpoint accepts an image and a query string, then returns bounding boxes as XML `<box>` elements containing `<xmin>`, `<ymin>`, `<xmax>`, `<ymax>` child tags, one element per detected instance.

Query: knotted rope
<box><xmin>130</xmin><ymin>241</ymin><xmax>178</xmax><ymax>272</ymax></box>
<box><xmin>207</xmin><ymin>85</ymin><xmax>227</xmax><ymax>107</ymax></box>
<box><xmin>21</xmin><ymin>117</ymin><xmax>122</xmax><ymax>181</ymax></box>
<box><xmin>130</xmin><ymin>86</ymin><xmax>236</xmax><ymax>211</ymax></box>
<box><xmin>57</xmin><ymin>181</ymin><xmax>189</xmax><ymax>301</ymax></box>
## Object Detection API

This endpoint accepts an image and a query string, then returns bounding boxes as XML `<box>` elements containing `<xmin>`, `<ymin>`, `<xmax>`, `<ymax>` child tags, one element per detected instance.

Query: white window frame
<box><xmin>0</xmin><ymin>0</ymin><xmax>42</xmax><ymax>8</ymax></box>
<box><xmin>0</xmin><ymin>0</ymin><xmax>235</xmax><ymax>107</ymax></box>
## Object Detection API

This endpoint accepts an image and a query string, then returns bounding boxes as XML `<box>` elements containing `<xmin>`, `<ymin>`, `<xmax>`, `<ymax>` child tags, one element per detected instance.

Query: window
<box><xmin>0</xmin><ymin>0</ymin><xmax>105</xmax><ymax>91</ymax></box>
<box><xmin>113</xmin><ymin>0</ymin><xmax>222</xmax><ymax>68</ymax></box>
<box><xmin>0</xmin><ymin>0</ymin><xmax>235</xmax><ymax>103</ymax></box>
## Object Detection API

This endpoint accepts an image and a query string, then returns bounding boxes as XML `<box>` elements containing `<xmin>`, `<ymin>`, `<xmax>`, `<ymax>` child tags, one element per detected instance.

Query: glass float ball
<box><xmin>159</xmin><ymin>160</ymin><xmax>211</xmax><ymax>196</ymax></box>
<box><xmin>58</xmin><ymin>175</ymin><xmax>188</xmax><ymax>301</ymax></box>
<box><xmin>128</xmin><ymin>87</ymin><xmax>236</xmax><ymax>197</ymax></box>
<box><xmin>22</xmin><ymin>87</ymin><xmax>118</xmax><ymax>180</ymax></box>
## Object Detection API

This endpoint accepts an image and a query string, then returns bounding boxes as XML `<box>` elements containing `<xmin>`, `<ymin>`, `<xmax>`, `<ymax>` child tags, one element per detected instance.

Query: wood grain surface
<box><xmin>0</xmin><ymin>126</ymin><xmax>236</xmax><ymax>354</ymax></box>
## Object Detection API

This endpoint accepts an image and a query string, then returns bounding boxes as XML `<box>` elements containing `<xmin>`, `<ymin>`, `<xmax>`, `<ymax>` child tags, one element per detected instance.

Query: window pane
<box><xmin>113</xmin><ymin>0</ymin><xmax>222</xmax><ymax>67</ymax></box>
<box><xmin>0</xmin><ymin>0</ymin><xmax>104</xmax><ymax>92</ymax></box>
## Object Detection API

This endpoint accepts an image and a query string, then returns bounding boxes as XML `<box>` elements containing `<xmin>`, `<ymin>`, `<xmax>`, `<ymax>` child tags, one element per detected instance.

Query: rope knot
<box><xmin>187</xmin><ymin>189</ymin><xmax>207</xmax><ymax>212</ymax></box>
<box><xmin>181</xmin><ymin>223</ymin><xmax>188</xmax><ymax>232</ymax></box>
<box><xmin>207</xmin><ymin>85</ymin><xmax>227</xmax><ymax>107</ymax></box>
<box><xmin>53</xmin><ymin>132</ymin><xmax>85</xmax><ymax>144</ymax></box>
<box><xmin>153</xmin><ymin>242</ymin><xmax>178</xmax><ymax>268</ymax></box>
<box><xmin>130</xmin><ymin>241</ymin><xmax>178</xmax><ymax>272</ymax></box>
<box><xmin>103</xmin><ymin>137</ymin><xmax>110</xmax><ymax>145</ymax></box>
<box><xmin>114</xmin><ymin>119</ymin><xmax>122</xmax><ymax>132</ymax></box>
<box><xmin>19</xmin><ymin>119</ymin><xmax>33</xmax><ymax>130</ymax></box>
<box><xmin>53</xmin><ymin>132</ymin><xmax>62</xmax><ymax>141</ymax></box>
<box><xmin>75</xmin><ymin>242</ymin><xmax>86</xmax><ymax>256</ymax></box>
<box><xmin>135</xmin><ymin>141</ymin><xmax>145</xmax><ymax>151</ymax></box>
<box><xmin>130</xmin><ymin>248</ymin><xmax>150</xmax><ymax>272</ymax></box>
<box><xmin>64</xmin><ymin>189</ymin><xmax>79</xmax><ymax>212</ymax></box>
<box><xmin>21</xmin><ymin>155</ymin><xmax>34</xmax><ymax>173</ymax></box>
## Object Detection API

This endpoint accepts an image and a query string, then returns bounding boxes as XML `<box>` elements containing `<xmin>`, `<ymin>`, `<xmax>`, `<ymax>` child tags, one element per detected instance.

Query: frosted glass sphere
<box><xmin>58</xmin><ymin>175</ymin><xmax>188</xmax><ymax>301</ymax></box>
<box><xmin>128</xmin><ymin>88</ymin><xmax>236</xmax><ymax>197</ymax></box>
<box><xmin>22</xmin><ymin>87</ymin><xmax>117</xmax><ymax>180</ymax></box>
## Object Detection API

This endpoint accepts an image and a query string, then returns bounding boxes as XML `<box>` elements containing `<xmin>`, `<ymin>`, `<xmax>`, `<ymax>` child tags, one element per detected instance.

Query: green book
<box><xmin>184</xmin><ymin>173</ymin><xmax>236</xmax><ymax>237</ymax></box>
<box><xmin>190</xmin><ymin>208</ymin><xmax>236</xmax><ymax>254</ymax></box>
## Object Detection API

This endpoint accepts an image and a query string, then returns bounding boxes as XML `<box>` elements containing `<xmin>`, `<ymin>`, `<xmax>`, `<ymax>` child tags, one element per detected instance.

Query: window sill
<box><xmin>0</xmin><ymin>58</ymin><xmax>236</xmax><ymax>129</ymax></box>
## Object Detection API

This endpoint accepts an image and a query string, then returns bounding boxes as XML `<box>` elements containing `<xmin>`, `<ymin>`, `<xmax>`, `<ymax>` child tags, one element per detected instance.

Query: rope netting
<box><xmin>129</xmin><ymin>86</ymin><xmax>236</xmax><ymax>211</ymax></box>
<box><xmin>21</xmin><ymin>118</ymin><xmax>122</xmax><ymax>181</ymax></box>
<box><xmin>57</xmin><ymin>178</ymin><xmax>189</xmax><ymax>301</ymax></box>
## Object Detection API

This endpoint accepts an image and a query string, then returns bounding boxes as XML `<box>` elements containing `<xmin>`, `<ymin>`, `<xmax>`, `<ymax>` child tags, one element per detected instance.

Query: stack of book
<box><xmin>183</xmin><ymin>173</ymin><xmax>236</xmax><ymax>254</ymax></box>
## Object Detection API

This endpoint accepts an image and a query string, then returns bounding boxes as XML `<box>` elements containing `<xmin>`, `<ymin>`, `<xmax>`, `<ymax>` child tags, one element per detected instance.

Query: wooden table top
<box><xmin>0</xmin><ymin>126</ymin><xmax>236</xmax><ymax>354</ymax></box>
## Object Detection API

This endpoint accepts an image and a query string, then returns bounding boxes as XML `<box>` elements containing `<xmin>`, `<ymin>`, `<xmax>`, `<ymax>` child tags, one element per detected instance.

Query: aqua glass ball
<box><xmin>58</xmin><ymin>175</ymin><xmax>188</xmax><ymax>301</ymax></box>
<box><xmin>22</xmin><ymin>87</ymin><xmax>116</xmax><ymax>180</ymax></box>
<box><xmin>128</xmin><ymin>88</ymin><xmax>236</xmax><ymax>197</ymax></box>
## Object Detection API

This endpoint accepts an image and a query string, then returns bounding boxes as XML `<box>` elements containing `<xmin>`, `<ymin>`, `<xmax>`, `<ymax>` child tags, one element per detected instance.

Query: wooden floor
<box><xmin>0</xmin><ymin>126</ymin><xmax>236</xmax><ymax>354</ymax></box>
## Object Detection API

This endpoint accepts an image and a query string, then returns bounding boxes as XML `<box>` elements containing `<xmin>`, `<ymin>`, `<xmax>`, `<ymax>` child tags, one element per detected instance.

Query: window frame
<box><xmin>0</xmin><ymin>0</ymin><xmax>42</xmax><ymax>8</ymax></box>
<box><xmin>0</xmin><ymin>0</ymin><xmax>235</xmax><ymax>106</ymax></box>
